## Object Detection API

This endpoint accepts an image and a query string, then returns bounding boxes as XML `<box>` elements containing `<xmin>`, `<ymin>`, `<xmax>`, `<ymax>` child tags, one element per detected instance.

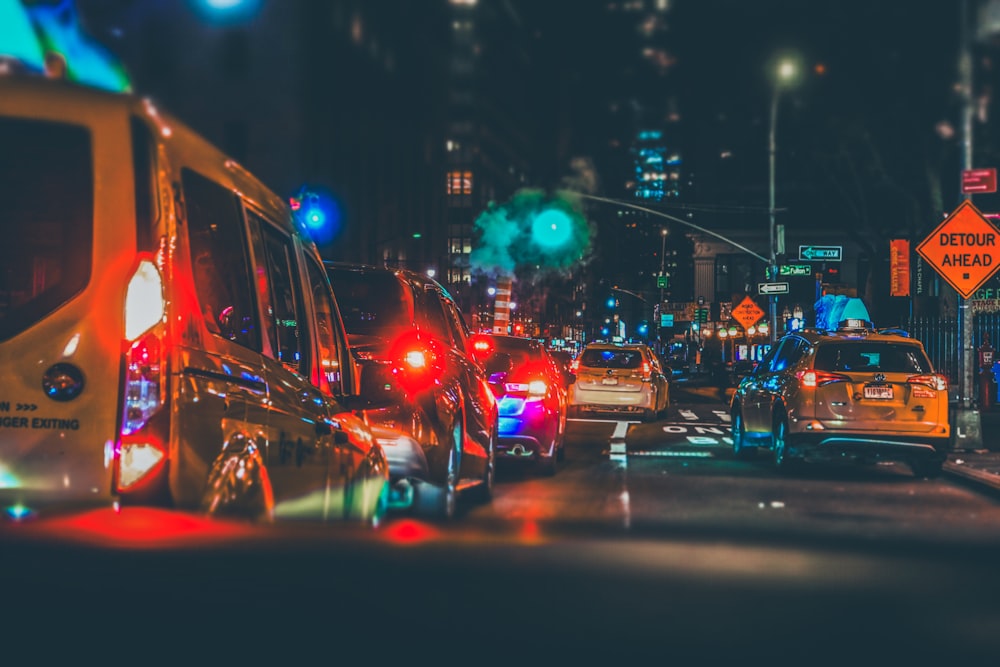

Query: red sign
<box><xmin>889</xmin><ymin>239</ymin><xmax>910</xmax><ymax>297</ymax></box>
<box><xmin>731</xmin><ymin>295</ymin><xmax>766</xmax><ymax>331</ymax></box>
<box><xmin>916</xmin><ymin>200</ymin><xmax>1000</xmax><ymax>299</ymax></box>
<box><xmin>962</xmin><ymin>168</ymin><xmax>997</xmax><ymax>194</ymax></box>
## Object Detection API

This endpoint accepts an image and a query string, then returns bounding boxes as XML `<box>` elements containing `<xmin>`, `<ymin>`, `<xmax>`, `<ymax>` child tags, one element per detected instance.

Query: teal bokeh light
<box><xmin>531</xmin><ymin>209</ymin><xmax>573</xmax><ymax>250</ymax></box>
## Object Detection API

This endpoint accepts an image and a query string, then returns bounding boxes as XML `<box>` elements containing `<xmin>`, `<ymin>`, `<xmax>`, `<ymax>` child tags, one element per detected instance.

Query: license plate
<box><xmin>601</xmin><ymin>377</ymin><xmax>619</xmax><ymax>385</ymax></box>
<box><xmin>863</xmin><ymin>385</ymin><xmax>893</xmax><ymax>399</ymax></box>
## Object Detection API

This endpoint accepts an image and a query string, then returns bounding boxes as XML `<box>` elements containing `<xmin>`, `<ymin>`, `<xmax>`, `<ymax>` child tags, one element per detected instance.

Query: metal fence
<box><xmin>906</xmin><ymin>313</ymin><xmax>1000</xmax><ymax>386</ymax></box>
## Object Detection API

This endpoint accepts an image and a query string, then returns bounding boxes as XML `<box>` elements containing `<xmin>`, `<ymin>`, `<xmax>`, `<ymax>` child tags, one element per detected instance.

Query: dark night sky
<box><xmin>533</xmin><ymin>1</ymin><xmax>995</xmax><ymax>237</ymax></box>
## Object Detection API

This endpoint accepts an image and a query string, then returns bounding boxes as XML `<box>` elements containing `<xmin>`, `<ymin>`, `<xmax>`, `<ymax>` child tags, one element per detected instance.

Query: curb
<box><xmin>943</xmin><ymin>460</ymin><xmax>1000</xmax><ymax>491</ymax></box>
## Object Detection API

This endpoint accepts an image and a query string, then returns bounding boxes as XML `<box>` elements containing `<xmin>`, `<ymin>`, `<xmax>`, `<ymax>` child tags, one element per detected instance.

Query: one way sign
<box><xmin>799</xmin><ymin>245</ymin><xmax>842</xmax><ymax>261</ymax></box>
<box><xmin>758</xmin><ymin>282</ymin><xmax>789</xmax><ymax>295</ymax></box>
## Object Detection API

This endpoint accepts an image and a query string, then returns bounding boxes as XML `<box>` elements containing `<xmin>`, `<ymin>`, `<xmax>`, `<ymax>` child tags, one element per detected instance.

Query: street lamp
<box><xmin>768</xmin><ymin>54</ymin><xmax>801</xmax><ymax>343</ymax></box>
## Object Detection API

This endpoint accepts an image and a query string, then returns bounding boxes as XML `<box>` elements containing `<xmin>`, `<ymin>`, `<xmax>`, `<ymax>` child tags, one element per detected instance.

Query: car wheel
<box><xmin>642</xmin><ymin>408</ymin><xmax>657</xmax><ymax>422</ymax></box>
<box><xmin>732</xmin><ymin>411</ymin><xmax>757</xmax><ymax>460</ymax></box>
<box><xmin>368</xmin><ymin>479</ymin><xmax>390</xmax><ymax>529</ymax></box>
<box><xmin>474</xmin><ymin>425</ymin><xmax>496</xmax><ymax>503</ymax></box>
<box><xmin>772</xmin><ymin>418</ymin><xmax>796</xmax><ymax>473</ymax></box>
<box><xmin>538</xmin><ymin>440</ymin><xmax>558</xmax><ymax>476</ymax></box>
<box><xmin>415</xmin><ymin>427</ymin><xmax>460</xmax><ymax>520</ymax></box>
<box><xmin>911</xmin><ymin>459</ymin><xmax>943</xmax><ymax>479</ymax></box>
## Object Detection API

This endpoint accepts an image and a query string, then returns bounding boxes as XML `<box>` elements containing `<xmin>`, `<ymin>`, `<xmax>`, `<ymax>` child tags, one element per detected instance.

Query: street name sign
<box><xmin>779</xmin><ymin>264</ymin><xmax>812</xmax><ymax>276</ymax></box>
<box><xmin>732</xmin><ymin>295</ymin><xmax>766</xmax><ymax>331</ymax></box>
<box><xmin>962</xmin><ymin>168</ymin><xmax>997</xmax><ymax>194</ymax></box>
<box><xmin>916</xmin><ymin>200</ymin><xmax>1000</xmax><ymax>299</ymax></box>
<box><xmin>799</xmin><ymin>245</ymin><xmax>842</xmax><ymax>261</ymax></box>
<box><xmin>758</xmin><ymin>282</ymin><xmax>789</xmax><ymax>295</ymax></box>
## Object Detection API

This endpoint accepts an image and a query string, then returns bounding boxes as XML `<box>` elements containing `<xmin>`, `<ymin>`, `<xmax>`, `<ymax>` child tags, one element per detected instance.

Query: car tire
<box><xmin>415</xmin><ymin>428</ymin><xmax>460</xmax><ymax>520</ymax></box>
<box><xmin>772</xmin><ymin>418</ymin><xmax>797</xmax><ymax>473</ymax></box>
<box><xmin>642</xmin><ymin>408</ymin><xmax>657</xmax><ymax>422</ymax></box>
<box><xmin>911</xmin><ymin>459</ymin><xmax>943</xmax><ymax>479</ymax></box>
<box><xmin>538</xmin><ymin>441</ymin><xmax>558</xmax><ymax>477</ymax></box>
<box><xmin>473</xmin><ymin>425</ymin><xmax>496</xmax><ymax>503</ymax></box>
<box><xmin>732</xmin><ymin>411</ymin><xmax>757</xmax><ymax>460</ymax></box>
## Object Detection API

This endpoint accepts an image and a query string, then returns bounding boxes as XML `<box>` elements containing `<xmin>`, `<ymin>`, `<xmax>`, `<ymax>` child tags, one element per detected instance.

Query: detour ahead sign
<box><xmin>916</xmin><ymin>200</ymin><xmax>1000</xmax><ymax>299</ymax></box>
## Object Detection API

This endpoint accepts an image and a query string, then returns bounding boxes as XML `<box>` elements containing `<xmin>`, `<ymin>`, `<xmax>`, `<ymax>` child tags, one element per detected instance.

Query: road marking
<box><xmin>712</xmin><ymin>410</ymin><xmax>731</xmax><ymax>422</ymax></box>
<box><xmin>628</xmin><ymin>450</ymin><xmax>714</xmax><ymax>458</ymax></box>
<box><xmin>679</xmin><ymin>409</ymin><xmax>699</xmax><ymax>421</ymax></box>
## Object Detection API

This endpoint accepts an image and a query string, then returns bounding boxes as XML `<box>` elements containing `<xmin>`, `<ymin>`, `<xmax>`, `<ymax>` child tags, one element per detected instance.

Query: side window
<box><xmin>414</xmin><ymin>285</ymin><xmax>453</xmax><ymax>345</ymax></box>
<box><xmin>756</xmin><ymin>344</ymin><xmax>780</xmax><ymax>374</ymax></box>
<box><xmin>441</xmin><ymin>297</ymin><xmax>469</xmax><ymax>354</ymax></box>
<box><xmin>181</xmin><ymin>169</ymin><xmax>260</xmax><ymax>351</ymax></box>
<box><xmin>772</xmin><ymin>338</ymin><xmax>805</xmax><ymax>372</ymax></box>
<box><xmin>304</xmin><ymin>254</ymin><xmax>347</xmax><ymax>395</ymax></box>
<box><xmin>247</xmin><ymin>211</ymin><xmax>309</xmax><ymax>376</ymax></box>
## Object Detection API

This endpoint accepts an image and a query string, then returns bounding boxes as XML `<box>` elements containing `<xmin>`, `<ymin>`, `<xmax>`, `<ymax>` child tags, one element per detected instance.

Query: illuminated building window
<box><xmin>446</xmin><ymin>170</ymin><xmax>473</xmax><ymax>195</ymax></box>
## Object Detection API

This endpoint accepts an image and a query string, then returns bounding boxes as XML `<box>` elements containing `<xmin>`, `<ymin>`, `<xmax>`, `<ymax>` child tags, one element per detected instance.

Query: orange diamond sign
<box><xmin>732</xmin><ymin>295</ymin><xmax>766</xmax><ymax>331</ymax></box>
<box><xmin>916</xmin><ymin>200</ymin><xmax>1000</xmax><ymax>299</ymax></box>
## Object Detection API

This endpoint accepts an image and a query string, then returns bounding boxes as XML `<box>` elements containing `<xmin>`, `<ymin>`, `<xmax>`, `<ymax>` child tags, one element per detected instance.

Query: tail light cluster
<box><xmin>797</xmin><ymin>370</ymin><xmax>850</xmax><ymax>388</ymax></box>
<box><xmin>469</xmin><ymin>333</ymin><xmax>494</xmax><ymax>363</ymax></box>
<box><xmin>388</xmin><ymin>329</ymin><xmax>445</xmax><ymax>393</ymax></box>
<box><xmin>907</xmin><ymin>374</ymin><xmax>948</xmax><ymax>391</ymax></box>
<box><xmin>117</xmin><ymin>256</ymin><xmax>169</xmax><ymax>494</ymax></box>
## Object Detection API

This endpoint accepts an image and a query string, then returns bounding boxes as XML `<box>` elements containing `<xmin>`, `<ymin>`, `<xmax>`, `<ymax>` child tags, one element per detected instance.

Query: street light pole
<box><xmin>767</xmin><ymin>57</ymin><xmax>798</xmax><ymax>344</ymax></box>
<box><xmin>768</xmin><ymin>86</ymin><xmax>780</xmax><ymax>344</ymax></box>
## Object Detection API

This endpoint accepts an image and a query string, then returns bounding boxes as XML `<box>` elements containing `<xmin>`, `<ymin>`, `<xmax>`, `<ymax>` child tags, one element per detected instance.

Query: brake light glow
<box><xmin>907</xmin><ymin>374</ymin><xmax>948</xmax><ymax>391</ymax></box>
<box><xmin>117</xmin><ymin>254</ymin><xmax>169</xmax><ymax>496</ymax></box>
<box><xmin>470</xmin><ymin>334</ymin><xmax>494</xmax><ymax>361</ymax></box>
<box><xmin>642</xmin><ymin>361</ymin><xmax>651</xmax><ymax>375</ymax></box>
<box><xmin>122</xmin><ymin>333</ymin><xmax>163</xmax><ymax>434</ymax></box>
<box><xmin>570</xmin><ymin>359</ymin><xmax>579</xmax><ymax>373</ymax></box>
<box><xmin>527</xmin><ymin>379</ymin><xmax>547</xmax><ymax>396</ymax></box>
<box><xmin>797</xmin><ymin>370</ymin><xmax>850</xmax><ymax>388</ymax></box>
<box><xmin>389</xmin><ymin>330</ymin><xmax>444</xmax><ymax>393</ymax></box>
<box><xmin>125</xmin><ymin>258</ymin><xmax>164</xmax><ymax>340</ymax></box>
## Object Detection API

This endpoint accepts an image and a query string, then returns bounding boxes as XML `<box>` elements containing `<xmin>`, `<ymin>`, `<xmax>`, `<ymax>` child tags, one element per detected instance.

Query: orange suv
<box><xmin>729</xmin><ymin>320</ymin><xmax>950</xmax><ymax>477</ymax></box>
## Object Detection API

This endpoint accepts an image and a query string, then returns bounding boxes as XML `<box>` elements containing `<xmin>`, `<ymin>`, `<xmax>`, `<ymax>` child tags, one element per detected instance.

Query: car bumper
<box><xmin>569</xmin><ymin>384</ymin><xmax>654</xmax><ymax>412</ymax></box>
<box><xmin>786</xmin><ymin>433</ymin><xmax>950</xmax><ymax>464</ymax></box>
<box><xmin>497</xmin><ymin>398</ymin><xmax>557</xmax><ymax>459</ymax></box>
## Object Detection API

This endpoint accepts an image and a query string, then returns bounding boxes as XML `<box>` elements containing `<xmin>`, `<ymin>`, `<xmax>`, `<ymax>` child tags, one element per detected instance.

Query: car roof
<box><xmin>324</xmin><ymin>261</ymin><xmax>456</xmax><ymax>302</ymax></box>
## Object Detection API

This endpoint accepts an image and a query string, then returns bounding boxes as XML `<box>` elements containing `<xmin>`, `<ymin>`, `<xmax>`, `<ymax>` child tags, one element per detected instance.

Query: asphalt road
<box><xmin>4</xmin><ymin>374</ymin><xmax>1000</xmax><ymax>662</ymax></box>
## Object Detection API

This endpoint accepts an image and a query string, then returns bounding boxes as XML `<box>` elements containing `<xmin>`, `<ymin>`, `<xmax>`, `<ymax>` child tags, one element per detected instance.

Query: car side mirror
<box><xmin>562</xmin><ymin>370</ymin><xmax>576</xmax><ymax>386</ymax></box>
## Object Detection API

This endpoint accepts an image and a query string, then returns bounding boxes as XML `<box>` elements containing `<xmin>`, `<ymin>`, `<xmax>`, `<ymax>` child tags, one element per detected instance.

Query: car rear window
<box><xmin>580</xmin><ymin>348</ymin><xmax>643</xmax><ymax>369</ymax></box>
<box><xmin>493</xmin><ymin>337</ymin><xmax>539</xmax><ymax>368</ymax></box>
<box><xmin>814</xmin><ymin>342</ymin><xmax>932</xmax><ymax>374</ymax></box>
<box><xmin>0</xmin><ymin>117</ymin><xmax>93</xmax><ymax>342</ymax></box>
<box><xmin>327</xmin><ymin>268</ymin><xmax>410</xmax><ymax>336</ymax></box>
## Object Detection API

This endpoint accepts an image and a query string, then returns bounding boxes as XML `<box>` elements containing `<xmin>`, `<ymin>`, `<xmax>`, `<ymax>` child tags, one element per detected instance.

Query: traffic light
<box><xmin>695</xmin><ymin>307</ymin><xmax>709</xmax><ymax>324</ymax></box>
<box><xmin>290</xmin><ymin>185</ymin><xmax>341</xmax><ymax>245</ymax></box>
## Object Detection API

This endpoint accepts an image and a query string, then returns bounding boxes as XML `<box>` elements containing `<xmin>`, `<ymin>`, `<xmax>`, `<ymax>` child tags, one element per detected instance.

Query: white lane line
<box><xmin>679</xmin><ymin>409</ymin><xmax>699</xmax><ymax>421</ymax></box>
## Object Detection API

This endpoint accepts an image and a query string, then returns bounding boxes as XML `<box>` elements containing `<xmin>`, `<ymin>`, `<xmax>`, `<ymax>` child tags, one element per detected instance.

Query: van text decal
<box><xmin>0</xmin><ymin>416</ymin><xmax>81</xmax><ymax>430</ymax></box>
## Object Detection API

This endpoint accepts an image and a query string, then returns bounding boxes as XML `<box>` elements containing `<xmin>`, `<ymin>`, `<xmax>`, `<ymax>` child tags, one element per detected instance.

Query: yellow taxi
<box><xmin>730</xmin><ymin>319</ymin><xmax>950</xmax><ymax>477</ymax></box>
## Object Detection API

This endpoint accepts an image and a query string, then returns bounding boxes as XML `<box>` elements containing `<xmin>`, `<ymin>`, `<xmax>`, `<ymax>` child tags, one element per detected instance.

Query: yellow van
<box><xmin>0</xmin><ymin>76</ymin><xmax>388</xmax><ymax>524</ymax></box>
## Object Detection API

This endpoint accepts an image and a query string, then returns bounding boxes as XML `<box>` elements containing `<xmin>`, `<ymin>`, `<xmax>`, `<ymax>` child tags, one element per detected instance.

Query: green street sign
<box><xmin>779</xmin><ymin>264</ymin><xmax>812</xmax><ymax>276</ymax></box>
<box><xmin>657</xmin><ymin>275</ymin><xmax>668</xmax><ymax>288</ymax></box>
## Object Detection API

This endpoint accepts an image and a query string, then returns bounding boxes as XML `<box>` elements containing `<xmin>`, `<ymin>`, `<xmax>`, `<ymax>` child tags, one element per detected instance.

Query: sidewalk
<box><xmin>944</xmin><ymin>407</ymin><xmax>1000</xmax><ymax>492</ymax></box>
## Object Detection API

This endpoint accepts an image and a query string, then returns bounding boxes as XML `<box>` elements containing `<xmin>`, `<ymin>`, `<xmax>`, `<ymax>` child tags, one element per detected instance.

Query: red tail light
<box><xmin>116</xmin><ymin>255</ymin><xmax>169</xmax><ymax>495</ymax></box>
<box><xmin>797</xmin><ymin>370</ymin><xmax>850</xmax><ymax>388</ymax></box>
<box><xmin>642</xmin><ymin>361</ymin><xmax>651</xmax><ymax>376</ymax></box>
<box><xmin>570</xmin><ymin>358</ymin><xmax>579</xmax><ymax>373</ymax></box>
<box><xmin>389</xmin><ymin>330</ymin><xmax>444</xmax><ymax>393</ymax></box>
<box><xmin>469</xmin><ymin>334</ymin><xmax>494</xmax><ymax>363</ymax></box>
<box><xmin>907</xmin><ymin>374</ymin><xmax>948</xmax><ymax>391</ymax></box>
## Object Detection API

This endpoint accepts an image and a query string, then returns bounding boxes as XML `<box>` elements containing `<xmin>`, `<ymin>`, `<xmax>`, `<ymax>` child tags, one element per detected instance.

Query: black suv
<box><xmin>325</xmin><ymin>262</ymin><xmax>499</xmax><ymax>519</ymax></box>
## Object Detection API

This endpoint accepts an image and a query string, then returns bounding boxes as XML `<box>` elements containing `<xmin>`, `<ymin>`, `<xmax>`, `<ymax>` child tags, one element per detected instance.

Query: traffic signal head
<box><xmin>291</xmin><ymin>186</ymin><xmax>341</xmax><ymax>245</ymax></box>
